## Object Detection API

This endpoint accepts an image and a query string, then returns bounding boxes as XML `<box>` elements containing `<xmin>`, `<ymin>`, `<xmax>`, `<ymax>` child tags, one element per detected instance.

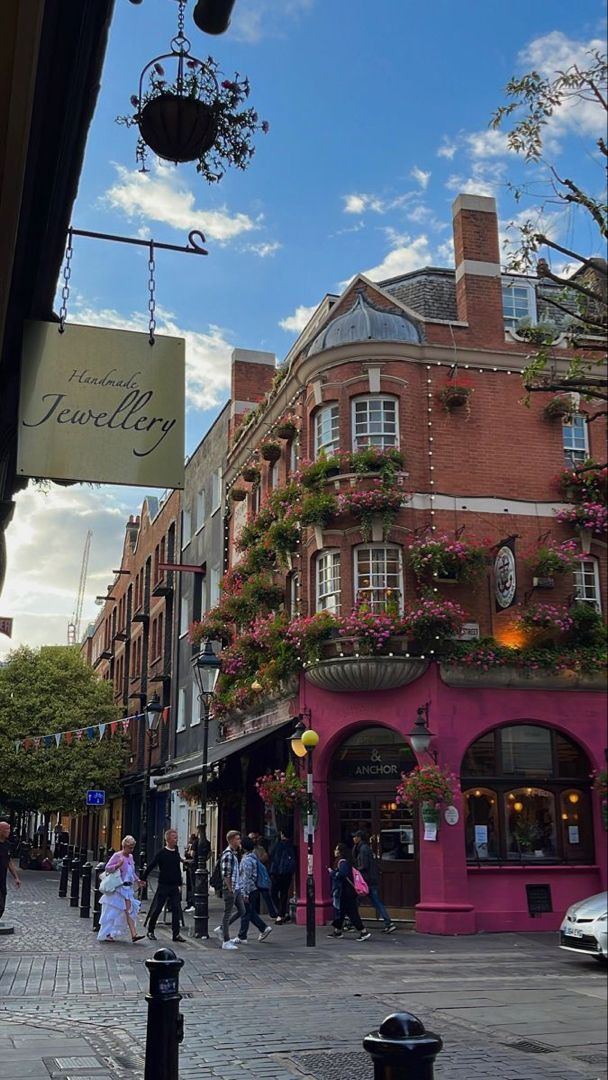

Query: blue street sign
<box><xmin>86</xmin><ymin>790</ymin><xmax>105</xmax><ymax>806</ymax></box>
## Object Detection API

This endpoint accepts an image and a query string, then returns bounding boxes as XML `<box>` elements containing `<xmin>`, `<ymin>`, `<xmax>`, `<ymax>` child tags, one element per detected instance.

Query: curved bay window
<box><xmin>462</xmin><ymin>724</ymin><xmax>594</xmax><ymax>864</ymax></box>
<box><xmin>352</xmin><ymin>395</ymin><xmax>399</xmax><ymax>451</ymax></box>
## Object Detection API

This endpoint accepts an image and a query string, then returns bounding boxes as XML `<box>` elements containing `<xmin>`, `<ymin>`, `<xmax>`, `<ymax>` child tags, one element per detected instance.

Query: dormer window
<box><xmin>502</xmin><ymin>278</ymin><xmax>536</xmax><ymax>332</ymax></box>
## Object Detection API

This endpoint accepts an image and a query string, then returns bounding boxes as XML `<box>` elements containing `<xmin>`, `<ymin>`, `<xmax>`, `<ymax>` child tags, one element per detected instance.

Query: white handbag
<box><xmin>99</xmin><ymin>868</ymin><xmax>123</xmax><ymax>894</ymax></box>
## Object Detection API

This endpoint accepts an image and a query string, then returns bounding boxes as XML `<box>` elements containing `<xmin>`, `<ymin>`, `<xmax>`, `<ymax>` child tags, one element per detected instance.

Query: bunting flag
<box><xmin>12</xmin><ymin>706</ymin><xmax>171</xmax><ymax>754</ymax></box>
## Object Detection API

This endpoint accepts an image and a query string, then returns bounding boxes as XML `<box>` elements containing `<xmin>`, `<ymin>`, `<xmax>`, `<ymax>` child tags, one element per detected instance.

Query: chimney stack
<box><xmin>230</xmin><ymin>348</ymin><xmax>276</xmax><ymax>439</ymax></box>
<box><xmin>452</xmin><ymin>194</ymin><xmax>504</xmax><ymax>342</ymax></box>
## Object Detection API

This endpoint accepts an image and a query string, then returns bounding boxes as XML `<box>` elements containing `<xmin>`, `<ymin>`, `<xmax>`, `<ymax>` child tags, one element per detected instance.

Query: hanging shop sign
<box><xmin>18</xmin><ymin>321</ymin><xmax>185</xmax><ymax>489</ymax></box>
<box><xmin>494</xmin><ymin>537</ymin><xmax>517</xmax><ymax>611</ymax></box>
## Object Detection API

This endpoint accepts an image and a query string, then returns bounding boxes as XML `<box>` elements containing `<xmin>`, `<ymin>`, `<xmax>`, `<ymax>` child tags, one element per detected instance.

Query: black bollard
<box><xmin>92</xmin><ymin>862</ymin><xmax>105</xmax><ymax>932</ymax></box>
<box><xmin>58</xmin><ymin>855</ymin><xmax>70</xmax><ymax>898</ymax></box>
<box><xmin>69</xmin><ymin>854</ymin><xmax>82</xmax><ymax>908</ymax></box>
<box><xmin>363</xmin><ymin>1012</ymin><xmax>443</xmax><ymax>1080</ymax></box>
<box><xmin>68</xmin><ymin>844</ymin><xmax>75</xmax><ymax>860</ymax></box>
<box><xmin>138</xmin><ymin>850</ymin><xmax>148</xmax><ymax>902</ymax></box>
<box><xmin>144</xmin><ymin>947</ymin><xmax>184</xmax><ymax>1080</ymax></box>
<box><xmin>80</xmin><ymin>861</ymin><xmax>93</xmax><ymax>918</ymax></box>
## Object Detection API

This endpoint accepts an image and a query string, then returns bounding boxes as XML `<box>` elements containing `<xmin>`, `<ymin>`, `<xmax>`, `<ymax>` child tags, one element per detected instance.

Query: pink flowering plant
<box><xmin>338</xmin><ymin>609</ymin><xmax>407</xmax><ymax>651</ymax></box>
<box><xmin>407</xmin><ymin>534</ymin><xmax>488</xmax><ymax>582</ymax></box>
<box><xmin>256</xmin><ymin>762</ymin><xmax>307</xmax><ymax>814</ymax></box>
<box><xmin>442</xmin><ymin>637</ymin><xmax>606</xmax><ymax>675</ymax></box>
<box><xmin>526</xmin><ymin>539</ymin><xmax>581</xmax><ymax>577</ymax></box>
<box><xmin>337</xmin><ymin>482</ymin><xmax>403</xmax><ymax>540</ymax></box>
<box><xmin>404</xmin><ymin>597</ymin><xmax>467</xmax><ymax>647</ymax></box>
<box><xmin>556</xmin><ymin>463</ymin><xmax>607</xmax><ymax>505</ymax></box>
<box><xmin>515</xmin><ymin>603</ymin><xmax>574</xmax><ymax>635</ymax></box>
<box><xmin>556</xmin><ymin>502</ymin><xmax>608</xmax><ymax>534</ymax></box>
<box><xmin>396</xmin><ymin>764</ymin><xmax>457</xmax><ymax>807</ymax></box>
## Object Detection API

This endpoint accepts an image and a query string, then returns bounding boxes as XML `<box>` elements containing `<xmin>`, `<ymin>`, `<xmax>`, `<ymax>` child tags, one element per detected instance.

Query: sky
<box><xmin>1</xmin><ymin>0</ymin><xmax>605</xmax><ymax>658</ymax></box>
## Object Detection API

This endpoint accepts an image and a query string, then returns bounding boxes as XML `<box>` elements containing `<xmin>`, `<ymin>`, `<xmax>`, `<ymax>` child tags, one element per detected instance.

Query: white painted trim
<box><xmin>410</xmin><ymin>493</ymin><xmax>574</xmax><ymax>516</ymax></box>
<box><xmin>455</xmin><ymin>260</ymin><xmax>501</xmax><ymax>283</ymax></box>
<box><xmin>231</xmin><ymin>348</ymin><xmax>276</xmax><ymax>367</ymax></box>
<box><xmin>452</xmin><ymin>193</ymin><xmax>497</xmax><ymax>216</ymax></box>
<box><xmin>367</xmin><ymin>366</ymin><xmax>381</xmax><ymax>393</ymax></box>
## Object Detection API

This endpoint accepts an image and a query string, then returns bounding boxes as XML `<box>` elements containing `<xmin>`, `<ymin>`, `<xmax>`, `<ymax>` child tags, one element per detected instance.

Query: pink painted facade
<box><xmin>296</xmin><ymin>665</ymin><xmax>606</xmax><ymax>935</ymax></box>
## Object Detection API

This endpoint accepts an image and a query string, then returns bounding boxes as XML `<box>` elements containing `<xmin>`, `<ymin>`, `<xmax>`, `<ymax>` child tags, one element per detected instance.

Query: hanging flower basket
<box><xmin>407</xmin><ymin>534</ymin><xmax>488</xmax><ymax>583</ymax></box>
<box><xmin>260</xmin><ymin>441</ymin><xmax>281</xmax><ymax>463</ymax></box>
<box><xmin>544</xmin><ymin>395</ymin><xmax>578</xmax><ymax>421</ymax></box>
<box><xmin>230</xmin><ymin>487</ymin><xmax>247</xmax><ymax>502</ymax></box>
<box><xmin>276</xmin><ymin>419</ymin><xmax>298</xmax><ymax>440</ymax></box>
<box><xmin>256</xmin><ymin>763</ymin><xmax>307</xmax><ymax>815</ymax></box>
<box><xmin>242</xmin><ymin>466</ymin><xmax>260</xmax><ymax>484</ymax></box>
<box><xmin>116</xmin><ymin>7</ymin><xmax>268</xmax><ymax>182</ymax></box>
<box><xmin>396</xmin><ymin>764</ymin><xmax>456</xmax><ymax>808</ymax></box>
<box><xmin>438</xmin><ymin>383</ymin><xmax>473</xmax><ymax>417</ymax></box>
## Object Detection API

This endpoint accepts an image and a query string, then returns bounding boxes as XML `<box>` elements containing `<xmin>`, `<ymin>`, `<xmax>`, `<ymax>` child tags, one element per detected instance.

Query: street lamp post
<box><xmin>290</xmin><ymin>718</ymin><xmax>319</xmax><ymax>947</ymax></box>
<box><xmin>407</xmin><ymin>702</ymin><xmax>438</xmax><ymax>762</ymax></box>
<box><xmin>191</xmin><ymin>639</ymin><xmax>221</xmax><ymax>940</ymax></box>
<box><xmin>140</xmin><ymin>694</ymin><xmax>164</xmax><ymax>890</ymax></box>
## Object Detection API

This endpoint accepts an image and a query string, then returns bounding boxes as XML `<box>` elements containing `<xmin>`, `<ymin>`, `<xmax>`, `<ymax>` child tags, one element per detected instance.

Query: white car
<box><xmin>559</xmin><ymin>891</ymin><xmax>607</xmax><ymax>963</ymax></box>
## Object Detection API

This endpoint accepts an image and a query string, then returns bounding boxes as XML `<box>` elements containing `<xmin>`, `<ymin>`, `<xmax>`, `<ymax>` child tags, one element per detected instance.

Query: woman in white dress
<box><xmin>97</xmin><ymin>835</ymin><xmax>145</xmax><ymax>943</ymax></box>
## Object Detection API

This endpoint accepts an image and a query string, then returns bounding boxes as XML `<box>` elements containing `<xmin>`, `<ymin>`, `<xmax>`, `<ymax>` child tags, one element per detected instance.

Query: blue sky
<box><xmin>2</xmin><ymin>0</ymin><xmax>605</xmax><ymax>656</ymax></box>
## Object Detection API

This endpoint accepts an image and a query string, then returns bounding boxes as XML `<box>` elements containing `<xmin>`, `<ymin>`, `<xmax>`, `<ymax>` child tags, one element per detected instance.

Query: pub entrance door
<box><xmin>329</xmin><ymin>726</ymin><xmax>419</xmax><ymax>918</ymax></box>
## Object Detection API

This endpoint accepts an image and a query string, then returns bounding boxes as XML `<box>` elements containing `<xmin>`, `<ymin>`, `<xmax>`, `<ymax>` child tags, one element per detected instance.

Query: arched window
<box><xmin>462</xmin><ymin>725</ymin><xmax>594</xmax><ymax>864</ymax></box>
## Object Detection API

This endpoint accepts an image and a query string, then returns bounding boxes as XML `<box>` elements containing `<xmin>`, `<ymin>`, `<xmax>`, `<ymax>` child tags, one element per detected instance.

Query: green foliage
<box><xmin>0</xmin><ymin>646</ymin><xmax>125</xmax><ymax>814</ymax></box>
<box><xmin>568</xmin><ymin>602</ymin><xmax>607</xmax><ymax>647</ymax></box>
<box><xmin>299</xmin><ymin>492</ymin><xmax>338</xmax><ymax>527</ymax></box>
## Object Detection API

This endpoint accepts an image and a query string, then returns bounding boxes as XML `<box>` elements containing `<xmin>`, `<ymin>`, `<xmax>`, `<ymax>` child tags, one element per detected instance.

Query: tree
<box><xmin>0</xmin><ymin>646</ymin><xmax>127</xmax><ymax>828</ymax></box>
<box><xmin>491</xmin><ymin>50</ymin><xmax>607</xmax><ymax>405</ymax></box>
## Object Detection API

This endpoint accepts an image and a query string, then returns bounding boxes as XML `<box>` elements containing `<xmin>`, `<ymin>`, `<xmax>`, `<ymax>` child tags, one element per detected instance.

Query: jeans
<box><xmin>254</xmin><ymin>887</ymin><xmax>278</xmax><ymax>919</ymax></box>
<box><xmin>235</xmin><ymin>889</ymin><xmax>267</xmax><ymax>939</ymax></box>
<box><xmin>367</xmin><ymin>883</ymin><xmax>391</xmax><ymax>925</ymax></box>
<box><xmin>222</xmin><ymin>890</ymin><xmax>246</xmax><ymax>942</ymax></box>
<box><xmin>333</xmin><ymin>890</ymin><xmax>363</xmax><ymax>932</ymax></box>
<box><xmin>146</xmin><ymin>884</ymin><xmax>182</xmax><ymax>938</ymax></box>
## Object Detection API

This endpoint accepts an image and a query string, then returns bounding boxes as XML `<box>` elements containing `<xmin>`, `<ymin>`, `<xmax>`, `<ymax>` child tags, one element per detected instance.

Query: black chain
<box><xmin>58</xmin><ymin>228</ymin><xmax>74</xmax><ymax>333</ymax></box>
<box><xmin>148</xmin><ymin>241</ymin><xmax>156</xmax><ymax>346</ymax></box>
<box><xmin>177</xmin><ymin>0</ymin><xmax>185</xmax><ymax>40</ymax></box>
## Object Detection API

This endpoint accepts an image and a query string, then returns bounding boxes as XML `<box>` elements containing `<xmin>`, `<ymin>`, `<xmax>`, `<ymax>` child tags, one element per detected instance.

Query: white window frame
<box><xmin>190</xmin><ymin>687</ymin><xmax>201</xmax><ymax>727</ymax></box>
<box><xmin>176</xmin><ymin>688</ymin><xmax>186</xmax><ymax>732</ymax></box>
<box><xmin>501</xmin><ymin>277</ymin><xmax>537</xmax><ymax>331</ymax></box>
<box><xmin>562</xmin><ymin>415</ymin><xmax>589</xmax><ymax>467</ymax></box>
<box><xmin>289</xmin><ymin>438</ymin><xmax>299</xmax><ymax>474</ymax></box>
<box><xmin>352</xmin><ymin>396</ymin><xmax>399</xmax><ymax>451</ymax></box>
<box><xmin>314</xmin><ymin>404</ymin><xmax>340</xmax><ymax>458</ymax></box>
<box><xmin>179</xmin><ymin>594</ymin><xmax>190</xmax><ymax>637</ymax></box>
<box><xmin>573</xmin><ymin>559</ymin><xmax>601</xmax><ymax>612</ymax></box>
<box><xmin>354</xmin><ymin>545</ymin><xmax>404</xmax><ymax>613</ymax></box>
<box><xmin>269</xmin><ymin>460</ymin><xmax>279</xmax><ymax>490</ymax></box>
<box><xmin>316</xmin><ymin>550</ymin><xmax>341</xmax><ymax>613</ymax></box>
<box><xmin>181</xmin><ymin>508</ymin><xmax>192</xmax><ymax>548</ymax></box>
<box><xmin>209</xmin><ymin>565</ymin><xmax>221</xmax><ymax>609</ymax></box>
<box><xmin>195</xmin><ymin>488</ymin><xmax>206</xmax><ymax>532</ymax></box>
<box><xmin>211</xmin><ymin>468</ymin><xmax>222</xmax><ymax>514</ymax></box>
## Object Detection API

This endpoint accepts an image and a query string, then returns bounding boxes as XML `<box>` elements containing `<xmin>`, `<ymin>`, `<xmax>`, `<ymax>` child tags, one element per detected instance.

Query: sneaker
<box><xmin>275</xmin><ymin>917</ymin><xmax>283</xmax><ymax>924</ymax></box>
<box><xmin>382</xmin><ymin>923</ymin><xmax>397</xmax><ymax>934</ymax></box>
<box><xmin>327</xmin><ymin>930</ymin><xmax>343</xmax><ymax>938</ymax></box>
<box><xmin>222</xmin><ymin>941</ymin><xmax>238</xmax><ymax>950</ymax></box>
<box><xmin>213</xmin><ymin>925</ymin><xmax>223</xmax><ymax>941</ymax></box>
<box><xmin>184</xmin><ymin>906</ymin><xmax>195</xmax><ymax>914</ymax></box>
<box><xmin>236</xmin><ymin>937</ymin><xmax>249</xmax><ymax>944</ymax></box>
<box><xmin>258</xmin><ymin>926</ymin><xmax>273</xmax><ymax>942</ymax></box>
<box><xmin>356</xmin><ymin>930</ymin><xmax>371</xmax><ymax>941</ymax></box>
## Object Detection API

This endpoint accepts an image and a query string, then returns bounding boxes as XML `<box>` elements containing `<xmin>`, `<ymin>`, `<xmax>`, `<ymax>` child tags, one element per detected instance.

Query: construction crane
<box><xmin>68</xmin><ymin>530</ymin><xmax>92</xmax><ymax>645</ymax></box>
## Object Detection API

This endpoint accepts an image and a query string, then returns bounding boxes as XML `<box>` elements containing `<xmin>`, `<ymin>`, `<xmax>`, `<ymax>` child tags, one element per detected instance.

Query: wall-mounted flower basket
<box><xmin>438</xmin><ymin>383</ymin><xmax>473</xmax><ymax>417</ymax></box>
<box><xmin>242</xmin><ymin>466</ymin><xmax>260</xmax><ymax>484</ymax></box>
<box><xmin>544</xmin><ymin>395</ymin><xmax>577</xmax><ymax>421</ymax></box>
<box><xmin>260</xmin><ymin>442</ymin><xmax>281</xmax><ymax>462</ymax></box>
<box><xmin>276</xmin><ymin>420</ymin><xmax>298</xmax><ymax>440</ymax></box>
<box><xmin>230</xmin><ymin>487</ymin><xmax>247</xmax><ymax>502</ymax></box>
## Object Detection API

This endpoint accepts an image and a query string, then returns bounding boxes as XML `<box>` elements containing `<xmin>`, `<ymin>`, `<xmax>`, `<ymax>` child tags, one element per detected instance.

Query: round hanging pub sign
<box><xmin>494</xmin><ymin>545</ymin><xmax>517</xmax><ymax>609</ymax></box>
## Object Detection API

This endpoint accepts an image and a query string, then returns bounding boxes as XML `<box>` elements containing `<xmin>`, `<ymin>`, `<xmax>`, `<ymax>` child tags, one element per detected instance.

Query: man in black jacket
<box><xmin>141</xmin><ymin>829</ymin><xmax>185</xmax><ymax>942</ymax></box>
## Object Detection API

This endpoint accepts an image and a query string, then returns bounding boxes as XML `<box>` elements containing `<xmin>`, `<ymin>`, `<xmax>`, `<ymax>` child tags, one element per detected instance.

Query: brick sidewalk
<box><xmin>1</xmin><ymin>871</ymin><xmax>606</xmax><ymax>1080</ymax></box>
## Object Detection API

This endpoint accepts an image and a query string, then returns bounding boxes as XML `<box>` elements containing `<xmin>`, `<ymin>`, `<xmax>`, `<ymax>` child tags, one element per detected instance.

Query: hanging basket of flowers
<box><xmin>437</xmin><ymin>381</ymin><xmax>473</xmax><ymax>418</ymax></box>
<box><xmin>260</xmin><ymin>441</ymin><xmax>281</xmax><ymax>463</ymax></box>
<box><xmin>407</xmin><ymin>534</ymin><xmax>488</xmax><ymax>583</ymax></box>
<box><xmin>544</xmin><ymin>395</ymin><xmax>578</xmax><ymax>421</ymax></box>
<box><xmin>404</xmin><ymin>597</ymin><xmax>467</xmax><ymax>651</ymax></box>
<box><xmin>396</xmin><ymin>764</ymin><xmax>457</xmax><ymax>826</ymax></box>
<box><xmin>116</xmin><ymin>1</ymin><xmax>268</xmax><ymax>180</ymax></box>
<box><xmin>514</xmin><ymin>602</ymin><xmax>574</xmax><ymax>646</ymax></box>
<box><xmin>242</xmin><ymin>465</ymin><xmax>260</xmax><ymax>484</ymax></box>
<box><xmin>256</xmin><ymin>762</ymin><xmax>307</xmax><ymax>816</ymax></box>
<box><xmin>230</xmin><ymin>487</ymin><xmax>247</xmax><ymax>502</ymax></box>
<box><xmin>526</xmin><ymin>539</ymin><xmax>579</xmax><ymax>579</ymax></box>
<box><xmin>276</xmin><ymin>417</ymin><xmax>299</xmax><ymax>441</ymax></box>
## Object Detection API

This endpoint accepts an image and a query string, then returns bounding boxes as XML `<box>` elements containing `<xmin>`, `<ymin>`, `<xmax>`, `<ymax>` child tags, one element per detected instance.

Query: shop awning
<box><xmin>155</xmin><ymin>718</ymin><xmax>294</xmax><ymax>790</ymax></box>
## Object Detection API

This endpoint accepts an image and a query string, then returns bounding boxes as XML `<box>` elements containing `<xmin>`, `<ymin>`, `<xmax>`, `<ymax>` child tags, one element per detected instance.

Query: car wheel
<box><xmin>594</xmin><ymin>955</ymin><xmax>607</xmax><ymax>965</ymax></box>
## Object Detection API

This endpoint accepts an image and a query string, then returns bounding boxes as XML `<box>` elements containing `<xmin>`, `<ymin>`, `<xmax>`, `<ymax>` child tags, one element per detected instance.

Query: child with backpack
<box><xmin>327</xmin><ymin>842</ymin><xmax>371</xmax><ymax>941</ymax></box>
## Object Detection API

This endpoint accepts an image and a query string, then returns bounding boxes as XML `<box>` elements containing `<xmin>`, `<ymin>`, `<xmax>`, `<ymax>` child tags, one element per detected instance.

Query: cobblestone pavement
<box><xmin>0</xmin><ymin>872</ymin><xmax>606</xmax><ymax>1079</ymax></box>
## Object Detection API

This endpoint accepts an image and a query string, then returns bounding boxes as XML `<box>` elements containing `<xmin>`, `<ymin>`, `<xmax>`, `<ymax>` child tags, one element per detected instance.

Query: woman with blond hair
<box><xmin>97</xmin><ymin>835</ymin><xmax>145</xmax><ymax>943</ymax></box>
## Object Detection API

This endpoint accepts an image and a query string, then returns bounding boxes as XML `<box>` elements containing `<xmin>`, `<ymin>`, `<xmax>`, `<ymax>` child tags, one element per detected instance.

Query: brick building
<box><xmin>204</xmin><ymin>193</ymin><xmax>607</xmax><ymax>935</ymax></box>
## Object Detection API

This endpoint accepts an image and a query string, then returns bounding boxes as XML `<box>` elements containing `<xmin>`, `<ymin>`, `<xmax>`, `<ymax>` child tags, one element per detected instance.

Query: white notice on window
<box><xmin>568</xmin><ymin>825</ymin><xmax>580</xmax><ymax>845</ymax></box>
<box><xmin>423</xmin><ymin>822</ymin><xmax>437</xmax><ymax>841</ymax></box>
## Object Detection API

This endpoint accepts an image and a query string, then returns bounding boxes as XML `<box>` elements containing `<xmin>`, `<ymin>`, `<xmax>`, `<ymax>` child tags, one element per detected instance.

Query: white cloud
<box><xmin>244</xmin><ymin>240</ymin><xmax>282</xmax><ymax>258</ymax></box>
<box><xmin>0</xmin><ymin>485</ymin><xmax>131</xmax><ymax>658</ymax></box>
<box><xmin>279</xmin><ymin>303</ymin><xmax>318</xmax><ymax>333</ymax></box>
<box><xmin>465</xmin><ymin>129</ymin><xmax>512</xmax><ymax>159</ymax></box>
<box><xmin>500</xmin><ymin>206</ymin><xmax>566</xmax><ymax>264</ymax></box>
<box><xmin>446</xmin><ymin>160</ymin><xmax>507</xmax><ymax>197</ymax></box>
<box><xmin>518</xmin><ymin>31</ymin><xmax>607</xmax><ymax>139</ymax></box>
<box><xmin>410</xmin><ymin>166</ymin><xmax>431</xmax><ymax>189</ymax></box>
<box><xmin>73</xmin><ymin>302</ymin><xmax>233</xmax><ymax>413</ymax></box>
<box><xmin>437</xmin><ymin>139</ymin><xmax>458</xmax><ymax>160</ymax></box>
<box><xmin>343</xmin><ymin>192</ymin><xmax>386</xmax><ymax>215</ymax></box>
<box><xmin>360</xmin><ymin>234</ymin><xmax>434</xmax><ymax>282</ymax></box>
<box><xmin>231</xmin><ymin>0</ymin><xmax>314</xmax><ymax>42</ymax></box>
<box><xmin>104</xmin><ymin>162</ymin><xmax>258</xmax><ymax>243</ymax></box>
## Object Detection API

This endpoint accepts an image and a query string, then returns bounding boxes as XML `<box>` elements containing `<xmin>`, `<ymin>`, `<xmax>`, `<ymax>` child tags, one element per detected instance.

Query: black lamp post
<box><xmin>407</xmin><ymin>702</ymin><xmax>438</xmax><ymax>762</ymax></box>
<box><xmin>140</xmin><ymin>694</ymin><xmax>164</xmax><ymax>885</ymax></box>
<box><xmin>290</xmin><ymin>716</ymin><xmax>319</xmax><ymax>947</ymax></box>
<box><xmin>191</xmin><ymin>639</ymin><xmax>221</xmax><ymax>939</ymax></box>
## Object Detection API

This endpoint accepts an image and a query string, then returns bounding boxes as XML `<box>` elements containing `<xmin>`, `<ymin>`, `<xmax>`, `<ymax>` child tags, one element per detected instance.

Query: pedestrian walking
<box><xmin>352</xmin><ymin>830</ymin><xmax>396</xmax><ymax>933</ymax></box>
<box><xmin>215</xmin><ymin>829</ymin><xmax>246</xmax><ymax>950</ymax></box>
<box><xmin>184</xmin><ymin>832</ymin><xmax>198</xmax><ymax>913</ymax></box>
<box><xmin>97</xmin><ymin>835</ymin><xmax>145</xmax><ymax>944</ymax></box>
<box><xmin>230</xmin><ymin>837</ymin><xmax>273</xmax><ymax>943</ymax></box>
<box><xmin>327</xmin><ymin>843</ymin><xmax>370</xmax><ymax>942</ymax></box>
<box><xmin>269</xmin><ymin>830</ymin><xmax>296</xmax><ymax>923</ymax></box>
<box><xmin>0</xmin><ymin>821</ymin><xmax>20</xmax><ymax>923</ymax></box>
<box><xmin>248</xmin><ymin>831</ymin><xmax>269</xmax><ymax>865</ymax></box>
<box><xmin>142</xmin><ymin>828</ymin><xmax>186</xmax><ymax>943</ymax></box>
<box><xmin>246</xmin><ymin>831</ymin><xmax>277</xmax><ymax>918</ymax></box>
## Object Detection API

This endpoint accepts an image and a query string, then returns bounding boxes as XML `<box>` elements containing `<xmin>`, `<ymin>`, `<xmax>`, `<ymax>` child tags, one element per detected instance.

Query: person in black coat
<box><xmin>327</xmin><ymin>843</ymin><xmax>370</xmax><ymax>941</ymax></box>
<box><xmin>269</xmin><ymin>830</ymin><xmax>296</xmax><ymax>923</ymax></box>
<box><xmin>141</xmin><ymin>828</ymin><xmax>185</xmax><ymax>942</ymax></box>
